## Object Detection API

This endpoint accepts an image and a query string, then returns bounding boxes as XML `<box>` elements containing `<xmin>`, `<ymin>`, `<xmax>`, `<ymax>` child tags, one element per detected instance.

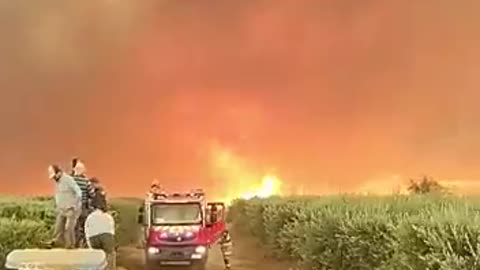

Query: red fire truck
<box><xmin>138</xmin><ymin>189</ymin><xmax>225</xmax><ymax>269</ymax></box>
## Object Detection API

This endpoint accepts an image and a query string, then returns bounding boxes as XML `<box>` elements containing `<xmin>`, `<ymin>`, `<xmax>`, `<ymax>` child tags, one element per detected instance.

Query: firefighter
<box><xmin>219</xmin><ymin>230</ymin><xmax>233</xmax><ymax>270</ymax></box>
<box><xmin>149</xmin><ymin>179</ymin><xmax>165</xmax><ymax>199</ymax></box>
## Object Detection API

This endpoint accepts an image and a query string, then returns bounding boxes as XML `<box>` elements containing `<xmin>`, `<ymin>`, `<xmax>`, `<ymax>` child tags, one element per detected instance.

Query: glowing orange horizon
<box><xmin>1</xmin><ymin>1</ymin><xmax>480</xmax><ymax>197</ymax></box>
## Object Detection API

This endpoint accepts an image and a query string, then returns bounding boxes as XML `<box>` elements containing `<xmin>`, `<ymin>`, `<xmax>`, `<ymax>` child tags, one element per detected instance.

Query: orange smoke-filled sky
<box><xmin>1</xmin><ymin>1</ymin><xmax>480</xmax><ymax>196</ymax></box>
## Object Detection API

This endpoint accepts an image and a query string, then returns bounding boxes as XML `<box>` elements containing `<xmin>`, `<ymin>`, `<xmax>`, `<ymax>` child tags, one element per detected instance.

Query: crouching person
<box><xmin>85</xmin><ymin>198</ymin><xmax>116</xmax><ymax>270</ymax></box>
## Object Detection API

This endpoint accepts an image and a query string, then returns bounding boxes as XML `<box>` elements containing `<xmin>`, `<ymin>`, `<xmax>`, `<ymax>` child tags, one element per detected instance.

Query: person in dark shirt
<box><xmin>90</xmin><ymin>177</ymin><xmax>107</xmax><ymax>208</ymax></box>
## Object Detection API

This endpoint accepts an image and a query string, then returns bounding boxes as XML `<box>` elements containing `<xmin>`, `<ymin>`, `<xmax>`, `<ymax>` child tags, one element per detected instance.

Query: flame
<box><xmin>217</xmin><ymin>174</ymin><xmax>283</xmax><ymax>205</ymax></box>
<box><xmin>239</xmin><ymin>175</ymin><xmax>281</xmax><ymax>200</ymax></box>
<box><xmin>207</xmin><ymin>140</ymin><xmax>282</xmax><ymax>204</ymax></box>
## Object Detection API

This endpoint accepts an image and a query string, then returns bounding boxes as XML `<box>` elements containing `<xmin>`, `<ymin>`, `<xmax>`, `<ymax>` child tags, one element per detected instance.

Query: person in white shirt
<box><xmin>48</xmin><ymin>164</ymin><xmax>82</xmax><ymax>249</ymax></box>
<box><xmin>85</xmin><ymin>198</ymin><xmax>116</xmax><ymax>269</ymax></box>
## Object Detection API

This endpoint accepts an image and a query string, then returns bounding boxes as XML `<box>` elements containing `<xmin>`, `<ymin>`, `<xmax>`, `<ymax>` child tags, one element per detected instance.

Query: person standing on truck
<box><xmin>219</xmin><ymin>230</ymin><xmax>233</xmax><ymax>270</ymax></box>
<box><xmin>150</xmin><ymin>179</ymin><xmax>160</xmax><ymax>193</ymax></box>
<box><xmin>149</xmin><ymin>179</ymin><xmax>165</xmax><ymax>199</ymax></box>
<box><xmin>72</xmin><ymin>160</ymin><xmax>96</xmax><ymax>247</ymax></box>
<box><xmin>85</xmin><ymin>197</ymin><xmax>116</xmax><ymax>270</ymax></box>
<box><xmin>48</xmin><ymin>164</ymin><xmax>82</xmax><ymax>249</ymax></box>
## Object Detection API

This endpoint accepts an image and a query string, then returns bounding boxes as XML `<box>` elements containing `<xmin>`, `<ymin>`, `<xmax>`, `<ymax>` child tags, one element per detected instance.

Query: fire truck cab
<box><xmin>138</xmin><ymin>189</ymin><xmax>225</xmax><ymax>269</ymax></box>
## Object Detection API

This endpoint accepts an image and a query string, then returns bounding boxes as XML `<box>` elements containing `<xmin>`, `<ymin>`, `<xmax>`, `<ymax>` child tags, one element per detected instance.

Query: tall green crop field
<box><xmin>0</xmin><ymin>196</ymin><xmax>141</xmax><ymax>268</ymax></box>
<box><xmin>229</xmin><ymin>195</ymin><xmax>480</xmax><ymax>270</ymax></box>
<box><xmin>0</xmin><ymin>197</ymin><xmax>55</xmax><ymax>266</ymax></box>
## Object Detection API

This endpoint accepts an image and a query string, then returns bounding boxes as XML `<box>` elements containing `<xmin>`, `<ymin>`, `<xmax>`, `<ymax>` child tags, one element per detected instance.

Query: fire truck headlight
<box><xmin>185</xmin><ymin>231</ymin><xmax>193</xmax><ymax>238</ymax></box>
<box><xmin>195</xmin><ymin>246</ymin><xmax>206</xmax><ymax>254</ymax></box>
<box><xmin>148</xmin><ymin>247</ymin><xmax>160</xmax><ymax>254</ymax></box>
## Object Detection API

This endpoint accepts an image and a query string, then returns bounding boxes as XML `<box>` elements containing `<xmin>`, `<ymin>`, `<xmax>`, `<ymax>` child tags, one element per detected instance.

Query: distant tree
<box><xmin>407</xmin><ymin>176</ymin><xmax>445</xmax><ymax>194</ymax></box>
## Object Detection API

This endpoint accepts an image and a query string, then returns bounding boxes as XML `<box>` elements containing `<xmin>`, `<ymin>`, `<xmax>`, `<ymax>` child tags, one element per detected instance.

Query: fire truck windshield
<box><xmin>151</xmin><ymin>203</ymin><xmax>202</xmax><ymax>225</ymax></box>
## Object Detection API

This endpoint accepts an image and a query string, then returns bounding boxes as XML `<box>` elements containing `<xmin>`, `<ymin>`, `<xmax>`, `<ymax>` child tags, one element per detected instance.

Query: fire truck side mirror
<box><xmin>137</xmin><ymin>213</ymin><xmax>144</xmax><ymax>224</ymax></box>
<box><xmin>137</xmin><ymin>206</ymin><xmax>145</xmax><ymax>225</ymax></box>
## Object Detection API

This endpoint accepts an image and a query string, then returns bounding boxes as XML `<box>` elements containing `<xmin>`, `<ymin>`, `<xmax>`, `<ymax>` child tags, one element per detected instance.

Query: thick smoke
<box><xmin>0</xmin><ymin>0</ymin><xmax>479</xmax><ymax>195</ymax></box>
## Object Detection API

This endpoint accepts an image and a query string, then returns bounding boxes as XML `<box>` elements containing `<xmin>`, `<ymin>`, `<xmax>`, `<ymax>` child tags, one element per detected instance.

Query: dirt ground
<box><xmin>116</xmin><ymin>230</ymin><xmax>293</xmax><ymax>270</ymax></box>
